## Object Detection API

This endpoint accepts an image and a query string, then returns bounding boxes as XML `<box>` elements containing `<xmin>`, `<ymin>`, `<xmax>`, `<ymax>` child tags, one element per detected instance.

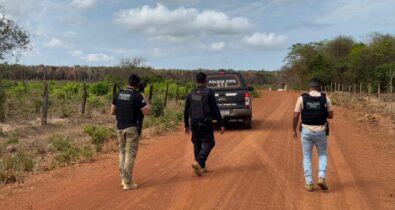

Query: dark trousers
<box><xmin>191</xmin><ymin>122</ymin><xmax>215</xmax><ymax>168</ymax></box>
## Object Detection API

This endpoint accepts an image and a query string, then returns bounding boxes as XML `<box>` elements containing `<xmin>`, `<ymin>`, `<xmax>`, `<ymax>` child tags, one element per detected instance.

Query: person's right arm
<box><xmin>293</xmin><ymin>96</ymin><xmax>303</xmax><ymax>139</ymax></box>
<box><xmin>209</xmin><ymin>90</ymin><xmax>225</xmax><ymax>134</ymax></box>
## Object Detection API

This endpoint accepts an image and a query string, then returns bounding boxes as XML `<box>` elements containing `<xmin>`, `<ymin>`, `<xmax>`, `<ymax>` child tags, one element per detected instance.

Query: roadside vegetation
<box><xmin>281</xmin><ymin>33</ymin><xmax>395</xmax><ymax>91</ymax></box>
<box><xmin>0</xmin><ymin>79</ymin><xmax>189</xmax><ymax>185</ymax></box>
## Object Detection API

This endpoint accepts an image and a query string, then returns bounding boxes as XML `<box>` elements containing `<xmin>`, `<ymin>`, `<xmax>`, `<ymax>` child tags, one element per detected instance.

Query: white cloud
<box><xmin>84</xmin><ymin>53</ymin><xmax>114</xmax><ymax>62</ymax></box>
<box><xmin>70</xmin><ymin>50</ymin><xmax>83</xmax><ymax>57</ymax></box>
<box><xmin>71</xmin><ymin>0</ymin><xmax>96</xmax><ymax>10</ymax></box>
<box><xmin>208</xmin><ymin>42</ymin><xmax>225</xmax><ymax>51</ymax></box>
<box><xmin>242</xmin><ymin>33</ymin><xmax>287</xmax><ymax>49</ymax></box>
<box><xmin>65</xmin><ymin>31</ymin><xmax>78</xmax><ymax>38</ymax></box>
<box><xmin>114</xmin><ymin>4</ymin><xmax>251</xmax><ymax>38</ymax></box>
<box><xmin>314</xmin><ymin>0</ymin><xmax>395</xmax><ymax>25</ymax></box>
<box><xmin>69</xmin><ymin>50</ymin><xmax>114</xmax><ymax>62</ymax></box>
<box><xmin>153</xmin><ymin>48</ymin><xmax>161</xmax><ymax>57</ymax></box>
<box><xmin>159</xmin><ymin>0</ymin><xmax>200</xmax><ymax>4</ymax></box>
<box><xmin>44</xmin><ymin>38</ymin><xmax>69</xmax><ymax>48</ymax></box>
<box><xmin>149</xmin><ymin>35</ymin><xmax>191</xmax><ymax>43</ymax></box>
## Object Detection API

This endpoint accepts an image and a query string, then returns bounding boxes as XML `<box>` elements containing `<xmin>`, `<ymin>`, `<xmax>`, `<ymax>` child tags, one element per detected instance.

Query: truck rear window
<box><xmin>208</xmin><ymin>75</ymin><xmax>240</xmax><ymax>88</ymax></box>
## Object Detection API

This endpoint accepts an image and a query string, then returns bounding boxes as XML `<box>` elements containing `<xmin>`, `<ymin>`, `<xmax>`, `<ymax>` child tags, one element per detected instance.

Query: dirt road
<box><xmin>1</xmin><ymin>91</ymin><xmax>395</xmax><ymax>210</ymax></box>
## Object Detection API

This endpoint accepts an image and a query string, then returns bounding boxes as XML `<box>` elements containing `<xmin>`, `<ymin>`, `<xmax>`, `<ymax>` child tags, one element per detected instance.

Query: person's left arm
<box><xmin>136</xmin><ymin>93</ymin><xmax>151</xmax><ymax>116</ymax></box>
<box><xmin>209</xmin><ymin>90</ymin><xmax>225</xmax><ymax>134</ymax></box>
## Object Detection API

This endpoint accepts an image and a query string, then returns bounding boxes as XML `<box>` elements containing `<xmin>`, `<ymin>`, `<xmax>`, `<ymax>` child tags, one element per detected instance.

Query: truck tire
<box><xmin>243</xmin><ymin>117</ymin><xmax>252</xmax><ymax>129</ymax></box>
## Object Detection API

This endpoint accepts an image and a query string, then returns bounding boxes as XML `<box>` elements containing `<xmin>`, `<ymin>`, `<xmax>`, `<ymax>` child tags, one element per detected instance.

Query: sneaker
<box><xmin>121</xmin><ymin>180</ymin><xmax>125</xmax><ymax>186</ymax></box>
<box><xmin>305</xmin><ymin>183</ymin><xmax>314</xmax><ymax>192</ymax></box>
<box><xmin>192</xmin><ymin>162</ymin><xmax>203</xmax><ymax>177</ymax></box>
<box><xmin>123</xmin><ymin>183</ymin><xmax>138</xmax><ymax>191</ymax></box>
<box><xmin>318</xmin><ymin>177</ymin><xmax>328</xmax><ymax>191</ymax></box>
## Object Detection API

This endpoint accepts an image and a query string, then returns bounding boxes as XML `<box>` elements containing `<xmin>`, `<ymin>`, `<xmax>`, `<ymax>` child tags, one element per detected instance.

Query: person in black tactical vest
<box><xmin>293</xmin><ymin>78</ymin><xmax>334</xmax><ymax>192</ymax></box>
<box><xmin>184</xmin><ymin>72</ymin><xmax>225</xmax><ymax>176</ymax></box>
<box><xmin>111</xmin><ymin>74</ymin><xmax>151</xmax><ymax>191</ymax></box>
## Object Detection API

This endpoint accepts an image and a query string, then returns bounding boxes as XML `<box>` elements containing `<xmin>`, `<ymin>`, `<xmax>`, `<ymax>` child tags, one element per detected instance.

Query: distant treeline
<box><xmin>0</xmin><ymin>64</ymin><xmax>280</xmax><ymax>87</ymax></box>
<box><xmin>281</xmin><ymin>33</ymin><xmax>395</xmax><ymax>90</ymax></box>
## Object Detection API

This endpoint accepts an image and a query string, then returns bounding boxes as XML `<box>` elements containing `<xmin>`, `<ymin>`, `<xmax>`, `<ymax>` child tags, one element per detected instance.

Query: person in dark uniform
<box><xmin>184</xmin><ymin>72</ymin><xmax>225</xmax><ymax>176</ymax></box>
<box><xmin>111</xmin><ymin>74</ymin><xmax>151</xmax><ymax>190</ymax></box>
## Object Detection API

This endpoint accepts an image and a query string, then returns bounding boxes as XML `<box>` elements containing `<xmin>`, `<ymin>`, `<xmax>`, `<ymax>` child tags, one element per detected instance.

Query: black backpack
<box><xmin>301</xmin><ymin>93</ymin><xmax>328</xmax><ymax>126</ymax></box>
<box><xmin>189</xmin><ymin>88</ymin><xmax>211</xmax><ymax>122</ymax></box>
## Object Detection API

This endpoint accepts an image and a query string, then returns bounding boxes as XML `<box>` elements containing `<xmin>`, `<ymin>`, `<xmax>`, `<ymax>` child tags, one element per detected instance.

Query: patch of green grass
<box><xmin>0</xmin><ymin>151</ymin><xmax>35</xmax><ymax>184</ymax></box>
<box><xmin>83</xmin><ymin>125</ymin><xmax>114</xmax><ymax>152</ymax></box>
<box><xmin>4</xmin><ymin>137</ymin><xmax>19</xmax><ymax>146</ymax></box>
<box><xmin>143</xmin><ymin>109</ymin><xmax>183</xmax><ymax>133</ymax></box>
<box><xmin>49</xmin><ymin>135</ymin><xmax>94</xmax><ymax>166</ymax></box>
<box><xmin>151</xmin><ymin>98</ymin><xmax>165</xmax><ymax>117</ymax></box>
<box><xmin>250</xmin><ymin>90</ymin><xmax>260</xmax><ymax>98</ymax></box>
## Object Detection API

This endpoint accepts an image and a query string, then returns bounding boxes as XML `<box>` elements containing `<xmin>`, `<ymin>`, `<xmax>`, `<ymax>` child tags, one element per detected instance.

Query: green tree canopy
<box><xmin>282</xmin><ymin>33</ymin><xmax>395</xmax><ymax>89</ymax></box>
<box><xmin>0</xmin><ymin>7</ymin><xmax>30</xmax><ymax>61</ymax></box>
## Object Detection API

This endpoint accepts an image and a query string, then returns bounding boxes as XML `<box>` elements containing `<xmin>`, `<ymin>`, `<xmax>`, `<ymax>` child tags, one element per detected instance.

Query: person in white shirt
<box><xmin>293</xmin><ymin>78</ymin><xmax>334</xmax><ymax>192</ymax></box>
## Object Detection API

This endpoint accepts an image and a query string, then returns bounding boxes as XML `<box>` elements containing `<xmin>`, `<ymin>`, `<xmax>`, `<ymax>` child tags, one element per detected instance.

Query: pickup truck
<box><xmin>207</xmin><ymin>70</ymin><xmax>254</xmax><ymax>129</ymax></box>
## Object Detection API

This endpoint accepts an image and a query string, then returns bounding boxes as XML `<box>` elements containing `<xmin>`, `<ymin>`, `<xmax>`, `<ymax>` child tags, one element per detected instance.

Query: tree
<box><xmin>0</xmin><ymin>7</ymin><xmax>30</xmax><ymax>61</ymax></box>
<box><xmin>119</xmin><ymin>57</ymin><xmax>147</xmax><ymax>68</ymax></box>
<box><xmin>0</xmin><ymin>7</ymin><xmax>30</xmax><ymax>122</ymax></box>
<box><xmin>281</xmin><ymin>33</ymin><xmax>395</xmax><ymax>90</ymax></box>
<box><xmin>324</xmin><ymin>36</ymin><xmax>355</xmax><ymax>83</ymax></box>
<box><xmin>284</xmin><ymin>42</ymin><xmax>326</xmax><ymax>88</ymax></box>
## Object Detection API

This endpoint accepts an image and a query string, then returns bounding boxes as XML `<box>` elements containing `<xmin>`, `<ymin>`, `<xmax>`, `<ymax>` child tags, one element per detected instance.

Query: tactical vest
<box><xmin>115</xmin><ymin>89</ymin><xmax>138</xmax><ymax>127</ymax></box>
<box><xmin>189</xmin><ymin>88</ymin><xmax>211</xmax><ymax>123</ymax></box>
<box><xmin>301</xmin><ymin>93</ymin><xmax>328</xmax><ymax>126</ymax></box>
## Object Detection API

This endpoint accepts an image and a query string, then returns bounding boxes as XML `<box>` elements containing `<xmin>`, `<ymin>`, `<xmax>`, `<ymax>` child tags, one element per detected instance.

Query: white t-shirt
<box><xmin>294</xmin><ymin>91</ymin><xmax>333</xmax><ymax>132</ymax></box>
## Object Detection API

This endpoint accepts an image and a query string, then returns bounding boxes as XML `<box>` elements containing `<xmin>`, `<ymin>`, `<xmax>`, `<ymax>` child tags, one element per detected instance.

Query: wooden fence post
<box><xmin>81</xmin><ymin>83</ymin><xmax>88</xmax><ymax>116</ymax></box>
<box><xmin>330</xmin><ymin>82</ymin><xmax>333</xmax><ymax>92</ymax></box>
<box><xmin>175</xmin><ymin>84</ymin><xmax>179</xmax><ymax>104</ymax></box>
<box><xmin>41</xmin><ymin>82</ymin><xmax>49</xmax><ymax>126</ymax></box>
<box><xmin>164</xmin><ymin>83</ymin><xmax>169</xmax><ymax>107</ymax></box>
<box><xmin>390</xmin><ymin>84</ymin><xmax>393</xmax><ymax>114</ymax></box>
<box><xmin>368</xmin><ymin>83</ymin><xmax>371</xmax><ymax>104</ymax></box>
<box><xmin>378</xmin><ymin>83</ymin><xmax>381</xmax><ymax>107</ymax></box>
<box><xmin>359</xmin><ymin>82</ymin><xmax>362</xmax><ymax>99</ymax></box>
<box><xmin>353</xmin><ymin>83</ymin><xmax>356</xmax><ymax>96</ymax></box>
<box><xmin>148</xmin><ymin>85</ymin><xmax>153</xmax><ymax>102</ymax></box>
<box><xmin>0</xmin><ymin>83</ymin><xmax>6</xmax><ymax>122</ymax></box>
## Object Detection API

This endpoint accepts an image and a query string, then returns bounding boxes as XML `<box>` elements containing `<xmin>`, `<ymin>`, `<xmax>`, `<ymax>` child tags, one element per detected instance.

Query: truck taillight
<box><xmin>245</xmin><ymin>92</ymin><xmax>251</xmax><ymax>109</ymax></box>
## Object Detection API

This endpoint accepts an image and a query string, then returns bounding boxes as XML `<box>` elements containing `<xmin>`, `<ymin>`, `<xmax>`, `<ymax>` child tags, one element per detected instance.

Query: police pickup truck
<box><xmin>207</xmin><ymin>70</ymin><xmax>254</xmax><ymax>129</ymax></box>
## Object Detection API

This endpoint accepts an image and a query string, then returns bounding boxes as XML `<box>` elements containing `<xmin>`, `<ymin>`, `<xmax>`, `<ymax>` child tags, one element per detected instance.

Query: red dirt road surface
<box><xmin>1</xmin><ymin>91</ymin><xmax>395</xmax><ymax>210</ymax></box>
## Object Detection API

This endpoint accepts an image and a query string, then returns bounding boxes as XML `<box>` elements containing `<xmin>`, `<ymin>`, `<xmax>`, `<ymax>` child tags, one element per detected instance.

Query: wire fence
<box><xmin>0</xmin><ymin>80</ymin><xmax>192</xmax><ymax>125</ymax></box>
<box><xmin>322</xmin><ymin>82</ymin><xmax>394</xmax><ymax>116</ymax></box>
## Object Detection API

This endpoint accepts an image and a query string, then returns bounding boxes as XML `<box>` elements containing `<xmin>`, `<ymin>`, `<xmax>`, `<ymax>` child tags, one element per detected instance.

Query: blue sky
<box><xmin>1</xmin><ymin>0</ymin><xmax>394</xmax><ymax>70</ymax></box>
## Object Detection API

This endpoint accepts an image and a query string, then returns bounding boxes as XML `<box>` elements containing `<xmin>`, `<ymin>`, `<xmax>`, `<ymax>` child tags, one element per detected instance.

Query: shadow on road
<box><xmin>138</xmin><ymin>164</ymin><xmax>266</xmax><ymax>189</ymax></box>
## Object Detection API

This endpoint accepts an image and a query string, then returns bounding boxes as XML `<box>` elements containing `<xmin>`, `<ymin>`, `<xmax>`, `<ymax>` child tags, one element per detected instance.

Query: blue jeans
<box><xmin>301</xmin><ymin>128</ymin><xmax>328</xmax><ymax>184</ymax></box>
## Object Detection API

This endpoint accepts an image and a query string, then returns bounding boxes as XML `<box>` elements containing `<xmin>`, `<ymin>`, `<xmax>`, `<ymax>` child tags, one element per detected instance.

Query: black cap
<box><xmin>128</xmin><ymin>74</ymin><xmax>141</xmax><ymax>87</ymax></box>
<box><xmin>309</xmin><ymin>78</ymin><xmax>321</xmax><ymax>89</ymax></box>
